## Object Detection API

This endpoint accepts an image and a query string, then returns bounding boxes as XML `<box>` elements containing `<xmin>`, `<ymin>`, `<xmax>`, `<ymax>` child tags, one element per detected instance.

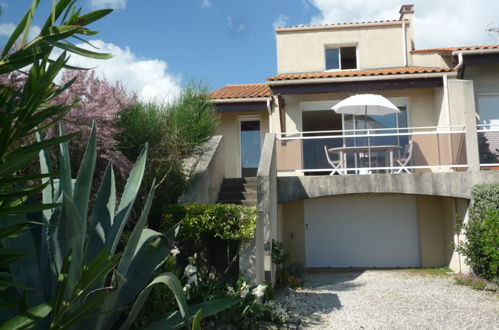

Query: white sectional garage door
<box><xmin>304</xmin><ymin>195</ymin><xmax>420</xmax><ymax>268</ymax></box>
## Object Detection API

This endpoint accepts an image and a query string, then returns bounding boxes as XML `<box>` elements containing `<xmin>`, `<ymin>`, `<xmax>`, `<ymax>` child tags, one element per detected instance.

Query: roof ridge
<box><xmin>276</xmin><ymin>19</ymin><xmax>406</xmax><ymax>31</ymax></box>
<box><xmin>412</xmin><ymin>44</ymin><xmax>499</xmax><ymax>54</ymax></box>
<box><xmin>226</xmin><ymin>83</ymin><xmax>268</xmax><ymax>87</ymax></box>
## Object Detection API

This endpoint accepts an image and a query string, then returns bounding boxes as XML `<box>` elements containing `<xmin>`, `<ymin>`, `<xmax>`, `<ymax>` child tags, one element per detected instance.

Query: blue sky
<box><xmin>1</xmin><ymin>0</ymin><xmax>498</xmax><ymax>101</ymax></box>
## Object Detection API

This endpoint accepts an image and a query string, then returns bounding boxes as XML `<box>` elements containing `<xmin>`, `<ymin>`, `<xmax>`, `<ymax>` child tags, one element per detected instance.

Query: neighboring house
<box><xmin>191</xmin><ymin>4</ymin><xmax>499</xmax><ymax>283</ymax></box>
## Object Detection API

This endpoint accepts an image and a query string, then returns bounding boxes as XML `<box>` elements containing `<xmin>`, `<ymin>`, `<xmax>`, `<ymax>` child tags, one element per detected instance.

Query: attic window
<box><xmin>325</xmin><ymin>46</ymin><xmax>357</xmax><ymax>70</ymax></box>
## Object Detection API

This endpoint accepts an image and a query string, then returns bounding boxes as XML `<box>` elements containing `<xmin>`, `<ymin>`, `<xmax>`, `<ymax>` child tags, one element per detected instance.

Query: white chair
<box><xmin>394</xmin><ymin>140</ymin><xmax>413</xmax><ymax>173</ymax></box>
<box><xmin>324</xmin><ymin>145</ymin><xmax>342</xmax><ymax>175</ymax></box>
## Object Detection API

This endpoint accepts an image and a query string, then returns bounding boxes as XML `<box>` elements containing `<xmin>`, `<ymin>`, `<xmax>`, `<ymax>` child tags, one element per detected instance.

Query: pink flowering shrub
<box><xmin>51</xmin><ymin>70</ymin><xmax>136</xmax><ymax>176</ymax></box>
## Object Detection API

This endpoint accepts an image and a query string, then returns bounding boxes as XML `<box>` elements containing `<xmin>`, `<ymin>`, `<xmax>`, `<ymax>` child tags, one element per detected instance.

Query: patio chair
<box><xmin>324</xmin><ymin>145</ymin><xmax>343</xmax><ymax>175</ymax></box>
<box><xmin>394</xmin><ymin>140</ymin><xmax>413</xmax><ymax>173</ymax></box>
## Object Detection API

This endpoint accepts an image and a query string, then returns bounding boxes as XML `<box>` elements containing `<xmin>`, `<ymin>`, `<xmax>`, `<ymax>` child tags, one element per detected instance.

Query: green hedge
<box><xmin>162</xmin><ymin>203</ymin><xmax>257</xmax><ymax>241</ymax></box>
<box><xmin>459</xmin><ymin>184</ymin><xmax>499</xmax><ymax>281</ymax></box>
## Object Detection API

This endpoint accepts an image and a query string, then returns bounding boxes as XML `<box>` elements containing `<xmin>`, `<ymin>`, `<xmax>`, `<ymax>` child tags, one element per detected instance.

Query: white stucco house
<box><xmin>184</xmin><ymin>4</ymin><xmax>499</xmax><ymax>283</ymax></box>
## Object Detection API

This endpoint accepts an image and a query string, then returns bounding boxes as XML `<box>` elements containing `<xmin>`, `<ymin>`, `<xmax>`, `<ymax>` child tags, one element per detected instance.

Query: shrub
<box><xmin>117</xmin><ymin>85</ymin><xmax>220</xmax><ymax>229</ymax></box>
<box><xmin>162</xmin><ymin>204</ymin><xmax>257</xmax><ymax>283</ymax></box>
<box><xmin>458</xmin><ymin>184</ymin><xmax>499</xmax><ymax>282</ymax></box>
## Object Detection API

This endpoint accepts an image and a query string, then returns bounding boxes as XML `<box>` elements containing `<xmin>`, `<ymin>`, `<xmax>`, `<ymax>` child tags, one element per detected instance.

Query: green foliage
<box><xmin>0</xmin><ymin>0</ymin><xmax>112</xmax><ymax>325</ymax></box>
<box><xmin>163</xmin><ymin>204</ymin><xmax>257</xmax><ymax>241</ymax></box>
<box><xmin>454</xmin><ymin>273</ymin><xmax>490</xmax><ymax>290</ymax></box>
<box><xmin>117</xmin><ymin>84</ymin><xmax>220</xmax><ymax>229</ymax></box>
<box><xmin>457</xmin><ymin>183</ymin><xmax>499</xmax><ymax>282</ymax></box>
<box><xmin>470</xmin><ymin>183</ymin><xmax>499</xmax><ymax>221</ymax></box>
<box><xmin>459</xmin><ymin>210</ymin><xmax>499</xmax><ymax>281</ymax></box>
<box><xmin>271</xmin><ymin>240</ymin><xmax>290</xmax><ymax>287</ymax></box>
<box><xmin>1</xmin><ymin>125</ymin><xmax>236</xmax><ymax>328</ymax></box>
<box><xmin>184</xmin><ymin>274</ymin><xmax>287</xmax><ymax>329</ymax></box>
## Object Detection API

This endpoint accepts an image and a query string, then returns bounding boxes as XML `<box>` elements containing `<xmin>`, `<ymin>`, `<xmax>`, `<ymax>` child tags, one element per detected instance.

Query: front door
<box><xmin>240</xmin><ymin>119</ymin><xmax>261</xmax><ymax>177</ymax></box>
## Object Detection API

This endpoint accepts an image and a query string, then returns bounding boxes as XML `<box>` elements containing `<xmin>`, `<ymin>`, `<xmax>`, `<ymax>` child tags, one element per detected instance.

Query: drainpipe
<box><xmin>267</xmin><ymin>97</ymin><xmax>273</xmax><ymax>132</ymax></box>
<box><xmin>443</xmin><ymin>74</ymin><xmax>451</xmax><ymax>129</ymax></box>
<box><xmin>402</xmin><ymin>21</ymin><xmax>408</xmax><ymax>67</ymax></box>
<box><xmin>454</xmin><ymin>52</ymin><xmax>464</xmax><ymax>71</ymax></box>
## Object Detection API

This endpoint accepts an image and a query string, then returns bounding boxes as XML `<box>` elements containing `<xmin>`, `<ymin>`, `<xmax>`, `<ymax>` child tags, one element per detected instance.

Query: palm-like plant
<box><xmin>2</xmin><ymin>124</ymin><xmax>236</xmax><ymax>329</ymax></box>
<box><xmin>0</xmin><ymin>0</ymin><xmax>113</xmax><ymax>326</ymax></box>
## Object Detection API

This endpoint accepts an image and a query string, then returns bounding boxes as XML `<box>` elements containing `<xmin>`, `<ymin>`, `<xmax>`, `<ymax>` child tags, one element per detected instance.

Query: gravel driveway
<box><xmin>278</xmin><ymin>269</ymin><xmax>499</xmax><ymax>329</ymax></box>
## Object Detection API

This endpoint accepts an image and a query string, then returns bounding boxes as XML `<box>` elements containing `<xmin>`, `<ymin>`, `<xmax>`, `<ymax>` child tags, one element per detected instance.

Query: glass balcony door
<box><xmin>239</xmin><ymin>118</ymin><xmax>261</xmax><ymax>177</ymax></box>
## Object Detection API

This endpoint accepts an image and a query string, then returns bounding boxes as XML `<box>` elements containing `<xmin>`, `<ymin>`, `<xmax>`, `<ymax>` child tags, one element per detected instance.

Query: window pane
<box><xmin>325</xmin><ymin>48</ymin><xmax>339</xmax><ymax>70</ymax></box>
<box><xmin>341</xmin><ymin>46</ymin><xmax>357</xmax><ymax>69</ymax></box>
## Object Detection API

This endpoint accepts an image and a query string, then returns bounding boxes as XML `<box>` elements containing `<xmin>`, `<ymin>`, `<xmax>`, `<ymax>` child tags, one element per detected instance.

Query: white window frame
<box><xmin>324</xmin><ymin>43</ymin><xmax>359</xmax><ymax>71</ymax></box>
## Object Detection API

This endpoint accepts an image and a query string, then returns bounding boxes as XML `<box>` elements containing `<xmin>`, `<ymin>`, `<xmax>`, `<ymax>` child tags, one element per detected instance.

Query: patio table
<box><xmin>328</xmin><ymin>145</ymin><xmax>402</xmax><ymax>173</ymax></box>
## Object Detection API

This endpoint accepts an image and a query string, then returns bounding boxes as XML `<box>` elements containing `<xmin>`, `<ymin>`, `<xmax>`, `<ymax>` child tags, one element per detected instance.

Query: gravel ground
<box><xmin>278</xmin><ymin>269</ymin><xmax>499</xmax><ymax>330</ymax></box>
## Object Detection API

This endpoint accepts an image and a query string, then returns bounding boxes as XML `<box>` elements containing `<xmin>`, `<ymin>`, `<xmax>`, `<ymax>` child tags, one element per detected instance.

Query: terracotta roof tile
<box><xmin>267</xmin><ymin>67</ymin><xmax>455</xmax><ymax>82</ymax></box>
<box><xmin>411</xmin><ymin>45</ymin><xmax>499</xmax><ymax>54</ymax></box>
<box><xmin>208</xmin><ymin>83</ymin><xmax>271</xmax><ymax>100</ymax></box>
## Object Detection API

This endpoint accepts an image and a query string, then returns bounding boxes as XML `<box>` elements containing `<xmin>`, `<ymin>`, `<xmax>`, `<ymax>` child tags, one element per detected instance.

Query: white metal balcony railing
<box><xmin>477</xmin><ymin>123</ymin><xmax>499</xmax><ymax>168</ymax></box>
<box><xmin>275</xmin><ymin>125</ymin><xmax>469</xmax><ymax>175</ymax></box>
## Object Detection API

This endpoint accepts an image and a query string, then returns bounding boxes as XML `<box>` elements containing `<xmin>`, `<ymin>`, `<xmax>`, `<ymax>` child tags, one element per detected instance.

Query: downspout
<box><xmin>267</xmin><ymin>97</ymin><xmax>273</xmax><ymax>132</ymax></box>
<box><xmin>402</xmin><ymin>21</ymin><xmax>408</xmax><ymax>67</ymax></box>
<box><xmin>454</xmin><ymin>51</ymin><xmax>464</xmax><ymax>74</ymax></box>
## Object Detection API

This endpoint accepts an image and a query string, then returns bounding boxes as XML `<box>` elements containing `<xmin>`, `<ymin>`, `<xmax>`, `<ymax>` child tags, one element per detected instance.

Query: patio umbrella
<box><xmin>331</xmin><ymin>94</ymin><xmax>400</xmax><ymax>131</ymax></box>
<box><xmin>331</xmin><ymin>94</ymin><xmax>400</xmax><ymax>169</ymax></box>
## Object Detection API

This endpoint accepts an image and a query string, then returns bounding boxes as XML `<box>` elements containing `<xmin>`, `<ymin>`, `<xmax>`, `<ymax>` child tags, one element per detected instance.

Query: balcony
<box><xmin>275</xmin><ymin>126</ymin><xmax>470</xmax><ymax>175</ymax></box>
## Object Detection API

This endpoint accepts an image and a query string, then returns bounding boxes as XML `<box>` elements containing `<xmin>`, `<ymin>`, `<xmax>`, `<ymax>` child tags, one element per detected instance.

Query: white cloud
<box><xmin>197</xmin><ymin>0</ymin><xmax>211</xmax><ymax>8</ymax></box>
<box><xmin>0</xmin><ymin>23</ymin><xmax>15</xmax><ymax>37</ymax></box>
<box><xmin>273</xmin><ymin>14</ymin><xmax>289</xmax><ymax>29</ymax></box>
<box><xmin>0</xmin><ymin>23</ymin><xmax>41</xmax><ymax>42</ymax></box>
<box><xmin>226</xmin><ymin>16</ymin><xmax>245</xmax><ymax>33</ymax></box>
<box><xmin>305</xmin><ymin>0</ymin><xmax>499</xmax><ymax>48</ymax></box>
<box><xmin>89</xmin><ymin>0</ymin><xmax>126</xmax><ymax>10</ymax></box>
<box><xmin>64</xmin><ymin>40</ymin><xmax>182</xmax><ymax>102</ymax></box>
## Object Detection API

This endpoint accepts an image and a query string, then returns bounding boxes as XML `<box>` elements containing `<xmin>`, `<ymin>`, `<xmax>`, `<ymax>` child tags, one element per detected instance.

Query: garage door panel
<box><xmin>304</xmin><ymin>195</ymin><xmax>420</xmax><ymax>268</ymax></box>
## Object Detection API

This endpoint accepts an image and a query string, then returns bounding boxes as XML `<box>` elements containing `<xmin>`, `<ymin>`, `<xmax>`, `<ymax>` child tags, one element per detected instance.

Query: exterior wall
<box><xmin>464</xmin><ymin>64</ymin><xmax>499</xmax><ymax>123</ymax></box>
<box><xmin>279</xmin><ymin>200</ymin><xmax>305</xmax><ymax>264</ymax></box>
<box><xmin>270</xmin><ymin>88</ymin><xmax>440</xmax><ymax>135</ymax></box>
<box><xmin>278</xmin><ymin>194</ymin><xmax>465</xmax><ymax>269</ymax></box>
<box><xmin>417</xmin><ymin>196</ymin><xmax>451</xmax><ymax>267</ymax></box>
<box><xmin>216</xmin><ymin>110</ymin><xmax>269</xmax><ymax>178</ymax></box>
<box><xmin>276</xmin><ymin>24</ymin><xmax>407</xmax><ymax>74</ymax></box>
<box><xmin>411</xmin><ymin>53</ymin><xmax>453</xmax><ymax>68</ymax></box>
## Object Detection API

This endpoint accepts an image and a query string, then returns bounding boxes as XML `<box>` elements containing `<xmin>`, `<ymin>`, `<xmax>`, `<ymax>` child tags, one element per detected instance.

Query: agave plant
<box><xmin>0</xmin><ymin>124</ymin><xmax>236</xmax><ymax>329</ymax></box>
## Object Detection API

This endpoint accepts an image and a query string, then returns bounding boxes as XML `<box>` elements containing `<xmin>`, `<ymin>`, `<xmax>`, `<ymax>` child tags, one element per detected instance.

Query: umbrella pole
<box><xmin>365</xmin><ymin>105</ymin><xmax>372</xmax><ymax>169</ymax></box>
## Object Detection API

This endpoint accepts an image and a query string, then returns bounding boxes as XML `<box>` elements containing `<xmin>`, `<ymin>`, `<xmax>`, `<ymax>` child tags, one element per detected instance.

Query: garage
<box><xmin>304</xmin><ymin>195</ymin><xmax>421</xmax><ymax>268</ymax></box>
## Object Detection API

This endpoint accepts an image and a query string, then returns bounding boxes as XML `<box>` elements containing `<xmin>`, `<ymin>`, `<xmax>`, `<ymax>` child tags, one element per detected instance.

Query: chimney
<box><xmin>399</xmin><ymin>4</ymin><xmax>414</xmax><ymax>22</ymax></box>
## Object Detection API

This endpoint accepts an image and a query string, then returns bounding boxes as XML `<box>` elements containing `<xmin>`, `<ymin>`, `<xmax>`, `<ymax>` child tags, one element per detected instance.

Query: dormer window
<box><xmin>325</xmin><ymin>46</ymin><xmax>357</xmax><ymax>70</ymax></box>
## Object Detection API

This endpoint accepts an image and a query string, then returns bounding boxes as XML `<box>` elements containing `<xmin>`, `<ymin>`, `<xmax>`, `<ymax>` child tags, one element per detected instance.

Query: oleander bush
<box><xmin>457</xmin><ymin>183</ymin><xmax>499</xmax><ymax>282</ymax></box>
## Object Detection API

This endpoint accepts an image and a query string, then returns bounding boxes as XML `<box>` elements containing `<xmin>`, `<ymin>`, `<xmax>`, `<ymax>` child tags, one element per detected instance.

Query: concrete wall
<box><xmin>276</xmin><ymin>24</ymin><xmax>409</xmax><ymax>73</ymax></box>
<box><xmin>279</xmin><ymin>200</ymin><xmax>305</xmax><ymax>264</ymax></box>
<box><xmin>411</xmin><ymin>53</ymin><xmax>453</xmax><ymax>68</ymax></box>
<box><xmin>255</xmin><ymin>133</ymin><xmax>278</xmax><ymax>284</ymax></box>
<box><xmin>179</xmin><ymin>136</ymin><xmax>225</xmax><ymax>205</ymax></box>
<box><xmin>216</xmin><ymin>110</ymin><xmax>269</xmax><ymax>178</ymax></box>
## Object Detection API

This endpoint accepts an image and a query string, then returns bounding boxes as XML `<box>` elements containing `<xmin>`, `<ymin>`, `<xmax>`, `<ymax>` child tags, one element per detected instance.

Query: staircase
<box><xmin>217</xmin><ymin>177</ymin><xmax>257</xmax><ymax>207</ymax></box>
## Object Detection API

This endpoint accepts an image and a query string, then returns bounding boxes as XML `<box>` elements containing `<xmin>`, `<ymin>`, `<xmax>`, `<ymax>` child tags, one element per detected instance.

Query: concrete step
<box><xmin>217</xmin><ymin>199</ymin><xmax>257</xmax><ymax>207</ymax></box>
<box><xmin>218</xmin><ymin>191</ymin><xmax>256</xmax><ymax>201</ymax></box>
<box><xmin>219</xmin><ymin>183</ymin><xmax>257</xmax><ymax>193</ymax></box>
<box><xmin>222</xmin><ymin>177</ymin><xmax>257</xmax><ymax>185</ymax></box>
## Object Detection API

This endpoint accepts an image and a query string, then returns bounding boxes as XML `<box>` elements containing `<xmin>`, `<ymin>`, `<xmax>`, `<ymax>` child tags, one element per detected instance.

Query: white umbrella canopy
<box><xmin>331</xmin><ymin>94</ymin><xmax>400</xmax><ymax>117</ymax></box>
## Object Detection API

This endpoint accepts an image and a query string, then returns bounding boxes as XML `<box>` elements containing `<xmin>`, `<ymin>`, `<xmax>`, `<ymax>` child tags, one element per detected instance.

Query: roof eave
<box><xmin>211</xmin><ymin>97</ymin><xmax>272</xmax><ymax>103</ymax></box>
<box><xmin>267</xmin><ymin>71</ymin><xmax>457</xmax><ymax>86</ymax></box>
